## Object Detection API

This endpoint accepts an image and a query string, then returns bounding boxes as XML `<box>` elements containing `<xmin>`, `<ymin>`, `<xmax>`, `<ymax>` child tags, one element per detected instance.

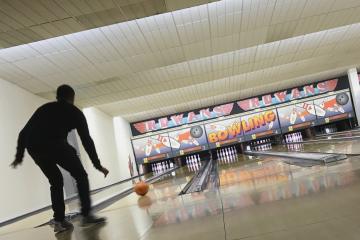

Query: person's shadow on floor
<box><xmin>55</xmin><ymin>222</ymin><xmax>106</xmax><ymax>240</ymax></box>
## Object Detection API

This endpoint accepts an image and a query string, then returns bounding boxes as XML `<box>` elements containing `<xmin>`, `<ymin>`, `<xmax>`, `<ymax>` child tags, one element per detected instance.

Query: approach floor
<box><xmin>3</xmin><ymin>140</ymin><xmax>360</xmax><ymax>239</ymax></box>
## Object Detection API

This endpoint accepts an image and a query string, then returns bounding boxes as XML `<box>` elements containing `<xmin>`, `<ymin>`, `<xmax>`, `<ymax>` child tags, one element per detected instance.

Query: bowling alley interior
<box><xmin>1</xmin><ymin>0</ymin><xmax>360</xmax><ymax>239</ymax></box>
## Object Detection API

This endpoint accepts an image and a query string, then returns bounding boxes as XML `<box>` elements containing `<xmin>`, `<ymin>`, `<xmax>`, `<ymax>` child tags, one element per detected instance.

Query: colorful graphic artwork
<box><xmin>132</xmin><ymin>104</ymin><xmax>234</xmax><ymax>135</ymax></box>
<box><xmin>132</xmin><ymin>77</ymin><xmax>349</xmax><ymax>136</ymax></box>
<box><xmin>241</xmin><ymin>110</ymin><xmax>280</xmax><ymax>140</ymax></box>
<box><xmin>205</xmin><ymin>118</ymin><xmax>244</xmax><ymax>148</ymax></box>
<box><xmin>168</xmin><ymin>125</ymin><xmax>208</xmax><ymax>156</ymax></box>
<box><xmin>277</xmin><ymin>101</ymin><xmax>318</xmax><ymax>132</ymax></box>
<box><xmin>132</xmin><ymin>134</ymin><xmax>174</xmax><ymax>163</ymax></box>
<box><xmin>313</xmin><ymin>92</ymin><xmax>354</xmax><ymax>119</ymax></box>
<box><xmin>237</xmin><ymin>79</ymin><xmax>339</xmax><ymax>111</ymax></box>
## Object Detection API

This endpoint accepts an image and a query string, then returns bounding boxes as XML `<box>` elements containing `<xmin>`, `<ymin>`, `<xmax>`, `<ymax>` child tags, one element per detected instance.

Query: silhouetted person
<box><xmin>11</xmin><ymin>85</ymin><xmax>109</xmax><ymax>233</ymax></box>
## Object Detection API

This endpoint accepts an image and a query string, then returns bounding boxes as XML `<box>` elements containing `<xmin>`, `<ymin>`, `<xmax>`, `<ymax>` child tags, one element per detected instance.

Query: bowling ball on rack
<box><xmin>336</xmin><ymin>93</ymin><xmax>349</xmax><ymax>105</ymax></box>
<box><xmin>134</xmin><ymin>181</ymin><xmax>149</xmax><ymax>196</ymax></box>
<box><xmin>190</xmin><ymin>126</ymin><xmax>203</xmax><ymax>138</ymax></box>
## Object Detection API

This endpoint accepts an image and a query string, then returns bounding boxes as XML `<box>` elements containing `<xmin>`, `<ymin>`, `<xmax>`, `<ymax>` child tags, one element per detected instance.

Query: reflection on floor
<box><xmin>2</xmin><ymin>139</ymin><xmax>360</xmax><ymax>239</ymax></box>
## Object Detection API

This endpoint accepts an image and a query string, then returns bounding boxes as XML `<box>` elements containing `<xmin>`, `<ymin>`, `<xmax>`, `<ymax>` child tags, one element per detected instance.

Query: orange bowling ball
<box><xmin>134</xmin><ymin>181</ymin><xmax>149</xmax><ymax>196</ymax></box>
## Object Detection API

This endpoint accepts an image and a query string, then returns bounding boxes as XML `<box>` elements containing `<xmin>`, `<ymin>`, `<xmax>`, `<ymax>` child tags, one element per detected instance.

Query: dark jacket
<box><xmin>15</xmin><ymin>101</ymin><xmax>102</xmax><ymax>169</ymax></box>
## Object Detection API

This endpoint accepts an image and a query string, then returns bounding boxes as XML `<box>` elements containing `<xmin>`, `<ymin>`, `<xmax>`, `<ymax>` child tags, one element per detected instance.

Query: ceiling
<box><xmin>0</xmin><ymin>0</ymin><xmax>218</xmax><ymax>48</ymax></box>
<box><xmin>0</xmin><ymin>0</ymin><xmax>360</xmax><ymax>122</ymax></box>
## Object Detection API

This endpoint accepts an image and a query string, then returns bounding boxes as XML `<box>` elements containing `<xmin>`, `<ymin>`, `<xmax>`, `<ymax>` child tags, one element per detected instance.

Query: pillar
<box><xmin>347</xmin><ymin>68</ymin><xmax>360</xmax><ymax>126</ymax></box>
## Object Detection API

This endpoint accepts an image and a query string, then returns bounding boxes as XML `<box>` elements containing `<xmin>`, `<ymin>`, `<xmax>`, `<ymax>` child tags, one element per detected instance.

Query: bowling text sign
<box><xmin>241</xmin><ymin>110</ymin><xmax>280</xmax><ymax>139</ymax></box>
<box><xmin>205</xmin><ymin>118</ymin><xmax>244</xmax><ymax>147</ymax></box>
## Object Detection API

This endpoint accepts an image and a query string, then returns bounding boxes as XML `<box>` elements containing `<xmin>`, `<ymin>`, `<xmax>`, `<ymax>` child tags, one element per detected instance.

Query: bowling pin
<box><xmin>162</xmin><ymin>162</ymin><xmax>165</xmax><ymax>171</ymax></box>
<box><xmin>268</xmin><ymin>121</ymin><xmax>274</xmax><ymax>129</ymax></box>
<box><xmin>156</xmin><ymin>163</ymin><xmax>160</xmax><ymax>173</ymax></box>
<box><xmin>145</xmin><ymin>141</ymin><xmax>152</xmax><ymax>156</ymax></box>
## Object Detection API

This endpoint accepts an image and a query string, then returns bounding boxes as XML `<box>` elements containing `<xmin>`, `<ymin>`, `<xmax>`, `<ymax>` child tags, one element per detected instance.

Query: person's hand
<box><xmin>99</xmin><ymin>167</ymin><xmax>109</xmax><ymax>178</ymax></box>
<box><xmin>10</xmin><ymin>159</ymin><xmax>22</xmax><ymax>169</ymax></box>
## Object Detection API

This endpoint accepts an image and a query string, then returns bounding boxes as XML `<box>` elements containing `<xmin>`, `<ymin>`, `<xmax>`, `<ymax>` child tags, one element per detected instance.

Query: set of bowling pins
<box><xmin>287</xmin><ymin>142</ymin><xmax>305</xmax><ymax>151</ymax></box>
<box><xmin>151</xmin><ymin>161</ymin><xmax>174</xmax><ymax>175</ymax></box>
<box><xmin>284</xmin><ymin>132</ymin><xmax>303</xmax><ymax>143</ymax></box>
<box><xmin>216</xmin><ymin>146</ymin><xmax>238</xmax><ymax>164</ymax></box>
<box><xmin>251</xmin><ymin>139</ymin><xmax>272</xmax><ymax>151</ymax></box>
<box><xmin>186</xmin><ymin>154</ymin><xmax>202</xmax><ymax>172</ymax></box>
<box><xmin>324</xmin><ymin>126</ymin><xmax>337</xmax><ymax>134</ymax></box>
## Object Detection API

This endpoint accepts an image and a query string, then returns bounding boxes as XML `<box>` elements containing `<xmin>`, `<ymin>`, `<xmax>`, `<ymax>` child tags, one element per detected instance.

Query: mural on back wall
<box><xmin>205</xmin><ymin>118</ymin><xmax>244</xmax><ymax>148</ymax></box>
<box><xmin>169</xmin><ymin>125</ymin><xmax>209</xmax><ymax>156</ymax></box>
<box><xmin>132</xmin><ymin>134</ymin><xmax>174</xmax><ymax>163</ymax></box>
<box><xmin>313</xmin><ymin>92</ymin><xmax>354</xmax><ymax>120</ymax></box>
<box><xmin>131</xmin><ymin>77</ymin><xmax>349</xmax><ymax>136</ymax></box>
<box><xmin>241</xmin><ymin>109</ymin><xmax>281</xmax><ymax>140</ymax></box>
<box><xmin>277</xmin><ymin>100</ymin><xmax>318</xmax><ymax>131</ymax></box>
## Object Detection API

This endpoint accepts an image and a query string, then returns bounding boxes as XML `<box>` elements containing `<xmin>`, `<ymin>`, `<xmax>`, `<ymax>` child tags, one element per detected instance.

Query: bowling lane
<box><xmin>219</xmin><ymin>152</ymin><xmax>360</xmax><ymax>239</ymax></box>
<box><xmin>314</xmin><ymin>129</ymin><xmax>360</xmax><ymax>140</ymax></box>
<box><xmin>100</xmin><ymin>166</ymin><xmax>196</xmax><ymax>212</ymax></box>
<box><xmin>95</xmin><ymin>165</ymin><xmax>226</xmax><ymax>240</ymax></box>
<box><xmin>275</xmin><ymin>137</ymin><xmax>360</xmax><ymax>155</ymax></box>
<box><xmin>0</xmin><ymin>172</ymin><xmax>158</xmax><ymax>237</ymax></box>
<box><xmin>0</xmin><ymin>166</ymin><xmax>210</xmax><ymax>240</ymax></box>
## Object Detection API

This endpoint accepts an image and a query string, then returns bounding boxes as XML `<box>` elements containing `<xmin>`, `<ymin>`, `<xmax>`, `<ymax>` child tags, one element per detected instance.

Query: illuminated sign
<box><xmin>131</xmin><ymin>77</ymin><xmax>348</xmax><ymax>136</ymax></box>
<box><xmin>168</xmin><ymin>125</ymin><xmax>209</xmax><ymax>156</ymax></box>
<box><xmin>205</xmin><ymin>118</ymin><xmax>244</xmax><ymax>148</ymax></box>
<box><xmin>277</xmin><ymin>100</ymin><xmax>317</xmax><ymax>132</ymax></box>
<box><xmin>132</xmin><ymin>103</ymin><xmax>234</xmax><ymax>135</ymax></box>
<box><xmin>132</xmin><ymin>134</ymin><xmax>173</xmax><ymax>164</ymax></box>
<box><xmin>237</xmin><ymin>79</ymin><xmax>338</xmax><ymax>111</ymax></box>
<box><xmin>241</xmin><ymin>110</ymin><xmax>281</xmax><ymax>140</ymax></box>
<box><xmin>313</xmin><ymin>91</ymin><xmax>354</xmax><ymax>124</ymax></box>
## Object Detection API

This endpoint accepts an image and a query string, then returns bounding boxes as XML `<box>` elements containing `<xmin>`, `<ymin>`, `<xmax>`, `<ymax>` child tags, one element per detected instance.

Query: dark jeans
<box><xmin>28</xmin><ymin>144</ymin><xmax>91</xmax><ymax>221</ymax></box>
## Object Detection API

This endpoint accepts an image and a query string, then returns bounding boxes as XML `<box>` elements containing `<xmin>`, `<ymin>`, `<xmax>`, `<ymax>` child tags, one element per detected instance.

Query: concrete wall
<box><xmin>0</xmin><ymin>79</ymin><xmax>49</xmax><ymax>223</ymax></box>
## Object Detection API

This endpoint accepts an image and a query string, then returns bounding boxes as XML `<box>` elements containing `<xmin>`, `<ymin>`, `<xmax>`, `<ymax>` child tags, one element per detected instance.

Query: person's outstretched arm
<box><xmin>76</xmin><ymin>110</ymin><xmax>109</xmax><ymax>177</ymax></box>
<box><xmin>11</xmin><ymin>110</ymin><xmax>39</xmax><ymax>168</ymax></box>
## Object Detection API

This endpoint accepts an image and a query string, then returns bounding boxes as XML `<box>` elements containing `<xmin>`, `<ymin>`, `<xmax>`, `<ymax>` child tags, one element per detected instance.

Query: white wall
<box><xmin>80</xmin><ymin>107</ymin><xmax>122</xmax><ymax>190</ymax></box>
<box><xmin>114</xmin><ymin>116</ymin><xmax>135</xmax><ymax>179</ymax></box>
<box><xmin>0</xmin><ymin>79</ymin><xmax>49</xmax><ymax>223</ymax></box>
